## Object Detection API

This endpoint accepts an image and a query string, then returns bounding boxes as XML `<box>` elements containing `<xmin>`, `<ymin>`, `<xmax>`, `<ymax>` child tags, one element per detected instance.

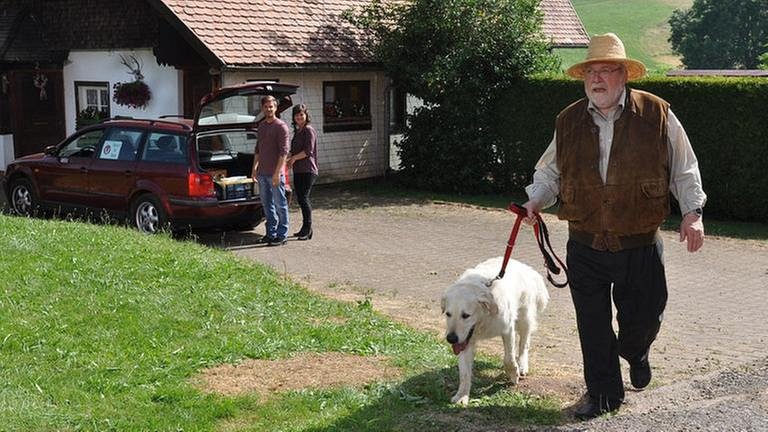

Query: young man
<box><xmin>252</xmin><ymin>95</ymin><xmax>290</xmax><ymax>246</ymax></box>
<box><xmin>523</xmin><ymin>33</ymin><xmax>707</xmax><ymax>420</ymax></box>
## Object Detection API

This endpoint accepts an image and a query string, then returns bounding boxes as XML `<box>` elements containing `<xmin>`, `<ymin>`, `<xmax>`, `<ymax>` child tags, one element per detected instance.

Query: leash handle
<box><xmin>496</xmin><ymin>201</ymin><xmax>569</xmax><ymax>288</ymax></box>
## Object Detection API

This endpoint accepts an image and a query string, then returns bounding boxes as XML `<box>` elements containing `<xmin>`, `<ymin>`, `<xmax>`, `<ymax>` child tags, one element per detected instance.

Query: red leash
<box><xmin>493</xmin><ymin>203</ymin><xmax>569</xmax><ymax>288</ymax></box>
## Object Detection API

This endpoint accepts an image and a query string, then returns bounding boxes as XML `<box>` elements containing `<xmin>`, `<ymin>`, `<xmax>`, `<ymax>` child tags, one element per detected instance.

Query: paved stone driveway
<box><xmin>196</xmin><ymin>184</ymin><xmax>768</xmax><ymax>391</ymax></box>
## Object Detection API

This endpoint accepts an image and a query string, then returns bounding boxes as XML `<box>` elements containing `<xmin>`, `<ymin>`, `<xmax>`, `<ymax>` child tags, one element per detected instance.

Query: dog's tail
<box><xmin>535</xmin><ymin>277</ymin><xmax>550</xmax><ymax>314</ymax></box>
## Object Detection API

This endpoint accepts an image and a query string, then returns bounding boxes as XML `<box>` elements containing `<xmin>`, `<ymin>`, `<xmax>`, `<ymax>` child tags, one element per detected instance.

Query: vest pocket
<box><xmin>637</xmin><ymin>180</ymin><xmax>669</xmax><ymax>230</ymax></box>
<box><xmin>557</xmin><ymin>185</ymin><xmax>586</xmax><ymax>221</ymax></box>
<box><xmin>641</xmin><ymin>180</ymin><xmax>666</xmax><ymax>198</ymax></box>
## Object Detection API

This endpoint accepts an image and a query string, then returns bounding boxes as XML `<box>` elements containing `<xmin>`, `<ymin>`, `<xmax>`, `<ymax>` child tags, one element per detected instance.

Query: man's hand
<box><xmin>521</xmin><ymin>200</ymin><xmax>541</xmax><ymax>225</ymax></box>
<box><xmin>680</xmin><ymin>212</ymin><xmax>705</xmax><ymax>252</ymax></box>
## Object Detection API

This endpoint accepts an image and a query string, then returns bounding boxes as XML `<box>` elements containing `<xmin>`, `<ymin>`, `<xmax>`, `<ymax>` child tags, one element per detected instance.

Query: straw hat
<box><xmin>566</xmin><ymin>33</ymin><xmax>646</xmax><ymax>81</ymax></box>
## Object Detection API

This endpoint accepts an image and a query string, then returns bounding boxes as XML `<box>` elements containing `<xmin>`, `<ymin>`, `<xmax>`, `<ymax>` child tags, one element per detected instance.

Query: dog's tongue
<box><xmin>452</xmin><ymin>341</ymin><xmax>468</xmax><ymax>355</ymax></box>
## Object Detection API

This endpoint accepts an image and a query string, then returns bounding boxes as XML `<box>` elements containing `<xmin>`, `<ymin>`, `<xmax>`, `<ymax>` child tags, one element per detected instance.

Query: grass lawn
<box><xmin>556</xmin><ymin>0</ymin><xmax>694</xmax><ymax>74</ymax></box>
<box><xmin>0</xmin><ymin>214</ymin><xmax>562</xmax><ymax>431</ymax></box>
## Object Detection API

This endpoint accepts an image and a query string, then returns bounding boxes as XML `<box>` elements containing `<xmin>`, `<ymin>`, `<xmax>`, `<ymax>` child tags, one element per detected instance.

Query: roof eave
<box><xmin>146</xmin><ymin>0</ymin><xmax>225</xmax><ymax>67</ymax></box>
<box><xmin>222</xmin><ymin>62</ymin><xmax>384</xmax><ymax>72</ymax></box>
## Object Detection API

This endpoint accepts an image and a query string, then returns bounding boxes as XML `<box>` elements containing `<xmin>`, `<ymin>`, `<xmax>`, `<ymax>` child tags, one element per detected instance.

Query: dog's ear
<box><xmin>478</xmin><ymin>291</ymin><xmax>499</xmax><ymax>315</ymax></box>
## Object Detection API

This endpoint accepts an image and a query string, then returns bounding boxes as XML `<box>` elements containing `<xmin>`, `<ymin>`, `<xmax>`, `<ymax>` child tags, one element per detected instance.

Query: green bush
<box><xmin>397</xmin><ymin>76</ymin><xmax>768</xmax><ymax>222</ymax></box>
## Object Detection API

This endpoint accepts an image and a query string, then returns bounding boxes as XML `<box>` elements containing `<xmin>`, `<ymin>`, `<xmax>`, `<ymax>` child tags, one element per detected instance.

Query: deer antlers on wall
<box><xmin>119</xmin><ymin>54</ymin><xmax>144</xmax><ymax>81</ymax></box>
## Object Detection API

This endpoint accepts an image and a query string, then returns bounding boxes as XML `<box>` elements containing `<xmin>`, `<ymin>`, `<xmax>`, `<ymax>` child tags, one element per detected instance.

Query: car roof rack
<box><xmin>99</xmin><ymin>116</ymin><xmax>192</xmax><ymax>131</ymax></box>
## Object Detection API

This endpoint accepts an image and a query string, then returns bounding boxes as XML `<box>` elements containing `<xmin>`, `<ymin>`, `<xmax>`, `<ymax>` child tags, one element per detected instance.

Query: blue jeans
<box><xmin>257</xmin><ymin>174</ymin><xmax>289</xmax><ymax>239</ymax></box>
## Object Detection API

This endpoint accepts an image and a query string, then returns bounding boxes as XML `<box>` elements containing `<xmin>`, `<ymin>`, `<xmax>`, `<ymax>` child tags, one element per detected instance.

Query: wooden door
<box><xmin>183</xmin><ymin>68</ymin><xmax>218</xmax><ymax>118</ymax></box>
<box><xmin>10</xmin><ymin>69</ymin><xmax>66</xmax><ymax>157</ymax></box>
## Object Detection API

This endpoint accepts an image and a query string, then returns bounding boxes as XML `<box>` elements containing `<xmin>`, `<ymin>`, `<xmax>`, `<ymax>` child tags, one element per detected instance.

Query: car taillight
<box><xmin>188</xmin><ymin>171</ymin><xmax>215</xmax><ymax>197</ymax></box>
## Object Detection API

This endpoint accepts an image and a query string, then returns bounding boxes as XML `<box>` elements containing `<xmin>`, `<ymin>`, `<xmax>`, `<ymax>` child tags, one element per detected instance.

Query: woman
<box><xmin>286</xmin><ymin>104</ymin><xmax>318</xmax><ymax>240</ymax></box>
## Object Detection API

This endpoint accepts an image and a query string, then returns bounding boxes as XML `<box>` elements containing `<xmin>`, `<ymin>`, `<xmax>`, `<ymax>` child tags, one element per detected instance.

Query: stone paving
<box><xmin>195</xmin><ymin>184</ymin><xmax>768</xmax><ymax>391</ymax></box>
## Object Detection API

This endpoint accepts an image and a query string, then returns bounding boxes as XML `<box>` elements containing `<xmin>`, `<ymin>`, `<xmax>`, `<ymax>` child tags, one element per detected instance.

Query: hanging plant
<box><xmin>112</xmin><ymin>54</ymin><xmax>151</xmax><ymax>109</ymax></box>
<box><xmin>113</xmin><ymin>80</ymin><xmax>151</xmax><ymax>109</ymax></box>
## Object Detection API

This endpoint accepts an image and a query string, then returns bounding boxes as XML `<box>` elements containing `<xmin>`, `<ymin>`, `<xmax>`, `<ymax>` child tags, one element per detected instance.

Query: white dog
<box><xmin>441</xmin><ymin>257</ymin><xmax>549</xmax><ymax>406</ymax></box>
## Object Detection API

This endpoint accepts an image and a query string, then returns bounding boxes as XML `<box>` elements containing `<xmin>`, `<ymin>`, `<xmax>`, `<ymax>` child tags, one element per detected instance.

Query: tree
<box><xmin>669</xmin><ymin>0</ymin><xmax>768</xmax><ymax>69</ymax></box>
<box><xmin>346</xmin><ymin>0</ymin><xmax>559</xmax><ymax>105</ymax></box>
<box><xmin>346</xmin><ymin>0</ymin><xmax>560</xmax><ymax>192</ymax></box>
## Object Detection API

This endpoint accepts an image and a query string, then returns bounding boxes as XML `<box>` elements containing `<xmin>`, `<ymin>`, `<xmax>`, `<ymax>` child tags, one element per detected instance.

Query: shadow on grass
<box><xmin>256</xmin><ymin>360</ymin><xmax>571</xmax><ymax>432</ymax></box>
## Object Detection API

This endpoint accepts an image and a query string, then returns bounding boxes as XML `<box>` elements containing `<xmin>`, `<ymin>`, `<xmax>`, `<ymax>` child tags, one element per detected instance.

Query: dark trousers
<box><xmin>292</xmin><ymin>172</ymin><xmax>316</xmax><ymax>232</ymax></box>
<box><xmin>567</xmin><ymin>238</ymin><xmax>668</xmax><ymax>401</ymax></box>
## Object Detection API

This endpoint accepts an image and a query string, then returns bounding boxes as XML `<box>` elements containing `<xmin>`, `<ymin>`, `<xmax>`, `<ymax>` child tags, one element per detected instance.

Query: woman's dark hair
<box><xmin>291</xmin><ymin>104</ymin><xmax>311</xmax><ymax>129</ymax></box>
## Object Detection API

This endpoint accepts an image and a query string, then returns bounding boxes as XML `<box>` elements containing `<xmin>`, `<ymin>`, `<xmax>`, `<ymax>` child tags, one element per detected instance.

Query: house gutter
<box><xmin>221</xmin><ymin>62</ymin><xmax>384</xmax><ymax>73</ymax></box>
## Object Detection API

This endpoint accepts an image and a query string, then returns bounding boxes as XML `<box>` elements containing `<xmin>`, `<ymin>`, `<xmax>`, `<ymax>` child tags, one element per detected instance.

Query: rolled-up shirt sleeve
<box><xmin>525</xmin><ymin>133</ymin><xmax>561</xmax><ymax>210</ymax></box>
<box><xmin>667</xmin><ymin>110</ymin><xmax>707</xmax><ymax>215</ymax></box>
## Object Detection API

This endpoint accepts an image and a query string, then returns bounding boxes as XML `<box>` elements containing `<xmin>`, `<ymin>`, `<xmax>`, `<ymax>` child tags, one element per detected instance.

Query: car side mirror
<box><xmin>43</xmin><ymin>145</ymin><xmax>57</xmax><ymax>156</ymax></box>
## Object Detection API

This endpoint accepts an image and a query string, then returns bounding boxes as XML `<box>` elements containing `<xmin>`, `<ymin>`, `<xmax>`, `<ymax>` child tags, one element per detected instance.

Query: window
<box><xmin>196</xmin><ymin>131</ymin><xmax>256</xmax><ymax>163</ymax></box>
<box><xmin>323</xmin><ymin>81</ymin><xmax>371</xmax><ymax>132</ymax></box>
<box><xmin>389</xmin><ymin>86</ymin><xmax>407</xmax><ymax>133</ymax></box>
<box><xmin>98</xmin><ymin>128</ymin><xmax>144</xmax><ymax>161</ymax></box>
<box><xmin>75</xmin><ymin>81</ymin><xmax>110</xmax><ymax>129</ymax></box>
<box><xmin>141</xmin><ymin>132</ymin><xmax>187</xmax><ymax>164</ymax></box>
<box><xmin>59</xmin><ymin>129</ymin><xmax>105</xmax><ymax>158</ymax></box>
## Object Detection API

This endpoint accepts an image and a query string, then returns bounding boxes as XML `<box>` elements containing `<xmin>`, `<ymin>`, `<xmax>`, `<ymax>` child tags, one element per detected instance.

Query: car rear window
<box><xmin>141</xmin><ymin>132</ymin><xmax>187</xmax><ymax>164</ymax></box>
<box><xmin>198</xmin><ymin>95</ymin><xmax>262</xmax><ymax>126</ymax></box>
<box><xmin>197</xmin><ymin>131</ymin><xmax>256</xmax><ymax>162</ymax></box>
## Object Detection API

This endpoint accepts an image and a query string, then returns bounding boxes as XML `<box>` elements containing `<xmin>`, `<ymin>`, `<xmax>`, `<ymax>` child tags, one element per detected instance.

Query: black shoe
<box><xmin>574</xmin><ymin>395</ymin><xmax>621</xmax><ymax>421</ymax></box>
<box><xmin>630</xmin><ymin>357</ymin><xmax>652</xmax><ymax>389</ymax></box>
<box><xmin>258</xmin><ymin>235</ymin><xmax>276</xmax><ymax>244</ymax></box>
<box><xmin>296</xmin><ymin>229</ymin><xmax>313</xmax><ymax>241</ymax></box>
<box><xmin>268</xmin><ymin>236</ymin><xmax>287</xmax><ymax>246</ymax></box>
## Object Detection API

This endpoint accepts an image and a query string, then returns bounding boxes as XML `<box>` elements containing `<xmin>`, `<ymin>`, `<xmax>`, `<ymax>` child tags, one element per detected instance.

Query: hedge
<box><xmin>397</xmin><ymin>76</ymin><xmax>768</xmax><ymax>222</ymax></box>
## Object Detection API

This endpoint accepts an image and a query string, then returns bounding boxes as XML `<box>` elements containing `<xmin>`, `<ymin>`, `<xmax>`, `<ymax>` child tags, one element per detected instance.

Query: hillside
<box><xmin>555</xmin><ymin>0</ymin><xmax>694</xmax><ymax>74</ymax></box>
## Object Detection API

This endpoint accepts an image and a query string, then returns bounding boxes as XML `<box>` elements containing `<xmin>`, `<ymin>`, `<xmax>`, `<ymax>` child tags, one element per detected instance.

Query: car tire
<box><xmin>130</xmin><ymin>194</ymin><xmax>168</xmax><ymax>234</ymax></box>
<box><xmin>9</xmin><ymin>178</ymin><xmax>39</xmax><ymax>217</ymax></box>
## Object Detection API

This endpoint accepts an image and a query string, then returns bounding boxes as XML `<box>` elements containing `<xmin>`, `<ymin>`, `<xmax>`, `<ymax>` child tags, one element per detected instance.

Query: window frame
<box><xmin>322</xmin><ymin>80</ymin><xmax>372</xmax><ymax>133</ymax></box>
<box><xmin>74</xmin><ymin>81</ymin><xmax>111</xmax><ymax>127</ymax></box>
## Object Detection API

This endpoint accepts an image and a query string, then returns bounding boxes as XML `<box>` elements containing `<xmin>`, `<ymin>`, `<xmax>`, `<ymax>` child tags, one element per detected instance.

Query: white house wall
<box><xmin>223</xmin><ymin>70</ymin><xmax>390</xmax><ymax>184</ymax></box>
<box><xmin>0</xmin><ymin>134</ymin><xmax>13</xmax><ymax>172</ymax></box>
<box><xmin>63</xmin><ymin>49</ymin><xmax>182</xmax><ymax>135</ymax></box>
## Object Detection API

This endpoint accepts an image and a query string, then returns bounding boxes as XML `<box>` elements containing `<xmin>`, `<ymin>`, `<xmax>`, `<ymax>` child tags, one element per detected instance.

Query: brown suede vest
<box><xmin>556</xmin><ymin>88</ymin><xmax>670</xmax><ymax>251</ymax></box>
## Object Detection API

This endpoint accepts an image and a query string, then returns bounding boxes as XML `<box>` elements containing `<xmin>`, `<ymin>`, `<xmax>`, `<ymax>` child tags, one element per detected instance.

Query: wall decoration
<box><xmin>112</xmin><ymin>54</ymin><xmax>152</xmax><ymax>109</ymax></box>
<box><xmin>33</xmin><ymin>70</ymin><xmax>48</xmax><ymax>100</ymax></box>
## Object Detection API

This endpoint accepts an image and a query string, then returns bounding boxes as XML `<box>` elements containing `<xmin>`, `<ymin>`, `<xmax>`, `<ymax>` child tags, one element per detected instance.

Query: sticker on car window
<box><xmin>100</xmin><ymin>140</ymin><xmax>124</xmax><ymax>160</ymax></box>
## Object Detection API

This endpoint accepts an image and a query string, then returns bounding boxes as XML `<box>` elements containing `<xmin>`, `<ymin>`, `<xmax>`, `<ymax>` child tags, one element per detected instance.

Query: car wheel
<box><xmin>130</xmin><ymin>194</ymin><xmax>168</xmax><ymax>234</ymax></box>
<box><xmin>9</xmin><ymin>178</ymin><xmax>38</xmax><ymax>217</ymax></box>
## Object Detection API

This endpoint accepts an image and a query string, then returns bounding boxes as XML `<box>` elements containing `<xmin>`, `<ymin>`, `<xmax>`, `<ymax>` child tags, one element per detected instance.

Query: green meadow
<box><xmin>555</xmin><ymin>0</ymin><xmax>694</xmax><ymax>74</ymax></box>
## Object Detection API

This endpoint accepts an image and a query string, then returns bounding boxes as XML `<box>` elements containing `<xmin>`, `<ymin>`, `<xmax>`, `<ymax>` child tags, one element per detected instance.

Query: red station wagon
<box><xmin>2</xmin><ymin>81</ymin><xmax>297</xmax><ymax>233</ymax></box>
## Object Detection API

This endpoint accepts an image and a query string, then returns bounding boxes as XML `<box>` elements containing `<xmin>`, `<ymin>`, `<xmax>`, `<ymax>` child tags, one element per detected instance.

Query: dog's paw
<box><xmin>504</xmin><ymin>364</ymin><xmax>520</xmax><ymax>385</ymax></box>
<box><xmin>451</xmin><ymin>394</ymin><xmax>470</xmax><ymax>406</ymax></box>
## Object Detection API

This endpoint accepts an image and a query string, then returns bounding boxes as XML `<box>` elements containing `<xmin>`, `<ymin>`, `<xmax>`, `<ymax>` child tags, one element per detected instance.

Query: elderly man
<box><xmin>523</xmin><ymin>33</ymin><xmax>706</xmax><ymax>420</ymax></box>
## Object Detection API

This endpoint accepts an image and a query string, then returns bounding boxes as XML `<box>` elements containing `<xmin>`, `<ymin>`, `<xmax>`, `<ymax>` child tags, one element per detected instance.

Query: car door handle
<box><xmin>124</xmin><ymin>170</ymin><xmax>133</xmax><ymax>177</ymax></box>
<box><xmin>80</xmin><ymin>167</ymin><xmax>88</xmax><ymax>174</ymax></box>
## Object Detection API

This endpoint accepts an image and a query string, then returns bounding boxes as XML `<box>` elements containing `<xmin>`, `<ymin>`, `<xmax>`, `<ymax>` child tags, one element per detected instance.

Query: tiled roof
<box><xmin>158</xmin><ymin>0</ymin><xmax>588</xmax><ymax>68</ymax></box>
<box><xmin>541</xmin><ymin>0</ymin><xmax>589</xmax><ymax>48</ymax></box>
